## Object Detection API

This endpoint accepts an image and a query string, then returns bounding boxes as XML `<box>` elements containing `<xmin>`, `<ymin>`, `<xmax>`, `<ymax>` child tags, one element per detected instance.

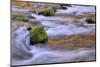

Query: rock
<box><xmin>29</xmin><ymin>26</ymin><xmax>48</xmax><ymax>44</ymax></box>
<box><xmin>60</xmin><ymin>4</ymin><xmax>72</xmax><ymax>7</ymax></box>
<box><xmin>59</xmin><ymin>4</ymin><xmax>72</xmax><ymax>10</ymax></box>
<box><xmin>38</xmin><ymin>7</ymin><xmax>55</xmax><ymax>16</ymax></box>
<box><xmin>60</xmin><ymin>6</ymin><xmax>67</xmax><ymax>10</ymax></box>
<box><xmin>85</xmin><ymin>17</ymin><xmax>96</xmax><ymax>24</ymax></box>
<box><xmin>27</xmin><ymin>27</ymin><xmax>32</xmax><ymax>31</ymax></box>
<box><xmin>12</xmin><ymin>19</ymin><xmax>42</xmax><ymax>32</ymax></box>
<box><xmin>12</xmin><ymin>14</ymin><xmax>29</xmax><ymax>22</ymax></box>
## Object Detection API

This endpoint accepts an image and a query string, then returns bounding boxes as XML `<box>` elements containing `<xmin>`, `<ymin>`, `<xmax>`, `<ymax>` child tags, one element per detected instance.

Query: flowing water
<box><xmin>12</xmin><ymin>5</ymin><xmax>96</xmax><ymax>66</ymax></box>
<box><xmin>56</xmin><ymin>5</ymin><xmax>95</xmax><ymax>15</ymax></box>
<box><xmin>32</xmin><ymin>13</ymin><xmax>95</xmax><ymax>37</ymax></box>
<box><xmin>12</xmin><ymin>26</ymin><xmax>95</xmax><ymax>66</ymax></box>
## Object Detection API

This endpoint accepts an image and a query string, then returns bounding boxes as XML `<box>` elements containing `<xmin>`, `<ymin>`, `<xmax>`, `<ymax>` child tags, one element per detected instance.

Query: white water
<box><xmin>57</xmin><ymin>5</ymin><xmax>95</xmax><ymax>15</ymax></box>
<box><xmin>32</xmin><ymin>13</ymin><xmax>95</xmax><ymax>37</ymax></box>
<box><xmin>12</xmin><ymin>5</ymin><xmax>96</xmax><ymax>66</ymax></box>
<box><xmin>12</xmin><ymin>26</ymin><xmax>95</xmax><ymax>66</ymax></box>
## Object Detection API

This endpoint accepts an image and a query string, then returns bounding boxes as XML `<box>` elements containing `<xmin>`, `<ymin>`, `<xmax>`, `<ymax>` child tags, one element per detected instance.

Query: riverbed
<box><xmin>11</xmin><ymin>3</ymin><xmax>96</xmax><ymax>66</ymax></box>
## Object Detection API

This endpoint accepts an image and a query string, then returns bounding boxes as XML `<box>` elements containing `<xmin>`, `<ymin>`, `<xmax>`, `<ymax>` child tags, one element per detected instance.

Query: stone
<box><xmin>85</xmin><ymin>17</ymin><xmax>96</xmax><ymax>24</ymax></box>
<box><xmin>38</xmin><ymin>7</ymin><xmax>55</xmax><ymax>16</ymax></box>
<box><xmin>12</xmin><ymin>14</ymin><xmax>29</xmax><ymax>22</ymax></box>
<box><xmin>29</xmin><ymin>26</ymin><xmax>48</xmax><ymax>44</ymax></box>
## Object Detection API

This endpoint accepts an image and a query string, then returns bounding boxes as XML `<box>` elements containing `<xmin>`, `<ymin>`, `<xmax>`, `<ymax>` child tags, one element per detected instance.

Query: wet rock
<box><xmin>38</xmin><ymin>7</ymin><xmax>55</xmax><ymax>16</ymax></box>
<box><xmin>60</xmin><ymin>4</ymin><xmax>72</xmax><ymax>7</ymax></box>
<box><xmin>60</xmin><ymin>6</ymin><xmax>67</xmax><ymax>10</ymax></box>
<box><xmin>27</xmin><ymin>27</ymin><xmax>32</xmax><ymax>31</ymax></box>
<box><xmin>12</xmin><ymin>14</ymin><xmax>29</xmax><ymax>22</ymax></box>
<box><xmin>85</xmin><ymin>17</ymin><xmax>96</xmax><ymax>24</ymax></box>
<box><xmin>29</xmin><ymin>26</ymin><xmax>48</xmax><ymax>44</ymax></box>
<box><xmin>59</xmin><ymin>4</ymin><xmax>72</xmax><ymax>9</ymax></box>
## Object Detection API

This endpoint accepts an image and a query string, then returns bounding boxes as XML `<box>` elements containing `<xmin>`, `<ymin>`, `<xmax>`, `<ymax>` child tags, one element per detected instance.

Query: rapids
<box><xmin>11</xmin><ymin>5</ymin><xmax>96</xmax><ymax>66</ymax></box>
<box><xmin>12</xmin><ymin>24</ymin><xmax>95</xmax><ymax>66</ymax></box>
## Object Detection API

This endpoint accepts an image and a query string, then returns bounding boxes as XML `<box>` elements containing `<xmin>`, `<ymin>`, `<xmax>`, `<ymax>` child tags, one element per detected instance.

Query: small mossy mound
<box><xmin>38</xmin><ymin>7</ymin><xmax>55</xmax><ymax>16</ymax></box>
<box><xmin>12</xmin><ymin>14</ymin><xmax>29</xmax><ymax>22</ymax></box>
<box><xmin>29</xmin><ymin>26</ymin><xmax>48</xmax><ymax>44</ymax></box>
<box><xmin>85</xmin><ymin>17</ymin><xmax>96</xmax><ymax>24</ymax></box>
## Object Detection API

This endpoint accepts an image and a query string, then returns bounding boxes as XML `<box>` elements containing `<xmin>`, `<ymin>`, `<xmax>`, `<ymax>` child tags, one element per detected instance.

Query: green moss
<box><xmin>39</xmin><ymin>7</ymin><xmax>55</xmax><ymax>16</ymax></box>
<box><xmin>85</xmin><ymin>17</ymin><xmax>96</xmax><ymax>24</ymax></box>
<box><xmin>29</xmin><ymin>25</ymin><xmax>48</xmax><ymax>44</ymax></box>
<box><xmin>12</xmin><ymin>14</ymin><xmax>29</xmax><ymax>22</ymax></box>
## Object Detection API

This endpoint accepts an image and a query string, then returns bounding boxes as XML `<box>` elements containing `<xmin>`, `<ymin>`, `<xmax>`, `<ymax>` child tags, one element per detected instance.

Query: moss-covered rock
<box><xmin>85</xmin><ymin>17</ymin><xmax>96</xmax><ymax>24</ymax></box>
<box><xmin>38</xmin><ymin>7</ymin><xmax>55</xmax><ymax>16</ymax></box>
<box><xmin>12</xmin><ymin>14</ymin><xmax>29</xmax><ymax>22</ymax></box>
<box><xmin>29</xmin><ymin>26</ymin><xmax>48</xmax><ymax>44</ymax></box>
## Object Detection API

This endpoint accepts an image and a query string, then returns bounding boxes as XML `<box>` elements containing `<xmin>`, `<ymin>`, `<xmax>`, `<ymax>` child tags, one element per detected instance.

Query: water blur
<box><xmin>11</xmin><ymin>5</ymin><xmax>96</xmax><ymax>66</ymax></box>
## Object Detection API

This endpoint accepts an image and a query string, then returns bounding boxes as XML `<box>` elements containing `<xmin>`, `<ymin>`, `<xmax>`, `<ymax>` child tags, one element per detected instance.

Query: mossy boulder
<box><xmin>29</xmin><ymin>26</ymin><xmax>48</xmax><ymax>44</ymax></box>
<box><xmin>85</xmin><ymin>17</ymin><xmax>96</xmax><ymax>24</ymax></box>
<box><xmin>12</xmin><ymin>14</ymin><xmax>29</xmax><ymax>22</ymax></box>
<box><xmin>38</xmin><ymin>7</ymin><xmax>55</xmax><ymax>16</ymax></box>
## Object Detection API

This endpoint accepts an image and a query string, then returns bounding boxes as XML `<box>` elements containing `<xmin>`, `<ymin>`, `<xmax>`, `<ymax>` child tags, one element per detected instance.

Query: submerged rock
<box><xmin>29</xmin><ymin>26</ymin><xmax>48</xmax><ymax>44</ymax></box>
